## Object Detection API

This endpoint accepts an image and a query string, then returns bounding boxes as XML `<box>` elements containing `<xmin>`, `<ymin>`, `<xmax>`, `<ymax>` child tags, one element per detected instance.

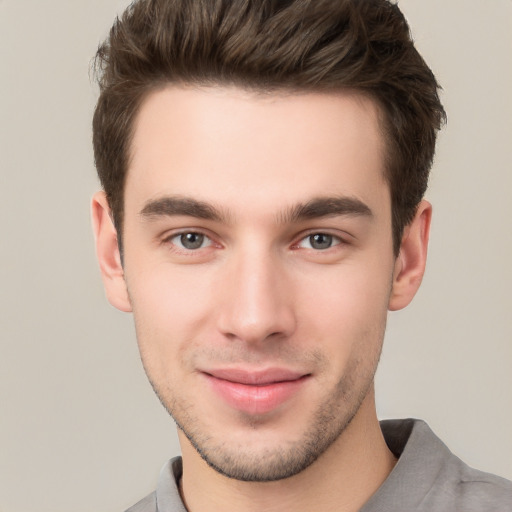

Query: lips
<box><xmin>202</xmin><ymin>368</ymin><xmax>310</xmax><ymax>415</ymax></box>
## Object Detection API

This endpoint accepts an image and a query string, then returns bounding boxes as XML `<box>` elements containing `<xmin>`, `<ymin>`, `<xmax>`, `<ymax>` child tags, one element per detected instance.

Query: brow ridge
<box><xmin>279</xmin><ymin>196</ymin><xmax>373</xmax><ymax>224</ymax></box>
<box><xmin>140</xmin><ymin>196</ymin><xmax>226</xmax><ymax>221</ymax></box>
<box><xmin>139</xmin><ymin>194</ymin><xmax>372</xmax><ymax>224</ymax></box>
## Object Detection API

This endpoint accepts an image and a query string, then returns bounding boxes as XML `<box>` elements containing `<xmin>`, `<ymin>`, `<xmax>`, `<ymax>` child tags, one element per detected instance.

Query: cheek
<box><xmin>297</xmin><ymin>259</ymin><xmax>392</xmax><ymax>320</ymax></box>
<box><xmin>126</xmin><ymin>264</ymin><xmax>217</xmax><ymax>371</ymax></box>
<box><xmin>294</xmin><ymin>260</ymin><xmax>392</xmax><ymax>356</ymax></box>
<box><xmin>128</xmin><ymin>258</ymin><xmax>216</xmax><ymax>319</ymax></box>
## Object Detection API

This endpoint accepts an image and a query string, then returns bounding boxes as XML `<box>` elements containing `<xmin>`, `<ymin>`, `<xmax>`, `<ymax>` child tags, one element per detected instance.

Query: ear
<box><xmin>388</xmin><ymin>200</ymin><xmax>432</xmax><ymax>311</ymax></box>
<box><xmin>91</xmin><ymin>191</ymin><xmax>132</xmax><ymax>312</ymax></box>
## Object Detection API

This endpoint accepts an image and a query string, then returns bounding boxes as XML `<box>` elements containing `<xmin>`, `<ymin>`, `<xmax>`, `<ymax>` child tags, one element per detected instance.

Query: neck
<box><xmin>178</xmin><ymin>387</ymin><xmax>395</xmax><ymax>512</ymax></box>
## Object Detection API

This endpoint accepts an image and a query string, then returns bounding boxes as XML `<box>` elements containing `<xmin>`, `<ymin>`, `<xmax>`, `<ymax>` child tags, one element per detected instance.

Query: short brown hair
<box><xmin>93</xmin><ymin>0</ymin><xmax>446</xmax><ymax>254</ymax></box>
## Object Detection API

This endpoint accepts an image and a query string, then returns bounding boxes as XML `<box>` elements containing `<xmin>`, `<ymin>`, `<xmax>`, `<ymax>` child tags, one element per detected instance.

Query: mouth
<box><xmin>201</xmin><ymin>367</ymin><xmax>311</xmax><ymax>415</ymax></box>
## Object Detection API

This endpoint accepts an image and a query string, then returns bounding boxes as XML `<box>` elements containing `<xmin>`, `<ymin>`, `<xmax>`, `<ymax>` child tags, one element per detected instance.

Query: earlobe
<box><xmin>388</xmin><ymin>200</ymin><xmax>432</xmax><ymax>311</ymax></box>
<box><xmin>91</xmin><ymin>191</ymin><xmax>132</xmax><ymax>312</ymax></box>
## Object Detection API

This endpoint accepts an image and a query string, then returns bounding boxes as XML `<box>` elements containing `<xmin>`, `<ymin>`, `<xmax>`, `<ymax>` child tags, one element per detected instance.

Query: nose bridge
<box><xmin>217</xmin><ymin>242</ymin><xmax>295</xmax><ymax>343</ymax></box>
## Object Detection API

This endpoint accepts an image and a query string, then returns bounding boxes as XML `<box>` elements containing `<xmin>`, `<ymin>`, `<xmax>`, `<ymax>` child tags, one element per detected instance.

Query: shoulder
<box><xmin>412</xmin><ymin>420</ymin><xmax>512</xmax><ymax>511</ymax></box>
<box><xmin>124</xmin><ymin>457</ymin><xmax>186</xmax><ymax>512</ymax></box>
<box><xmin>419</xmin><ymin>462</ymin><xmax>512</xmax><ymax>512</ymax></box>
<box><xmin>447</xmin><ymin>461</ymin><xmax>512</xmax><ymax>511</ymax></box>
<box><xmin>370</xmin><ymin>419</ymin><xmax>512</xmax><ymax>512</ymax></box>
<box><xmin>125</xmin><ymin>491</ymin><xmax>156</xmax><ymax>512</ymax></box>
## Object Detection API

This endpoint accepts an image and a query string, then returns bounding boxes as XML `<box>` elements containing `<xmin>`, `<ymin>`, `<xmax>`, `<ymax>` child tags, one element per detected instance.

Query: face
<box><xmin>106</xmin><ymin>86</ymin><xmax>403</xmax><ymax>481</ymax></box>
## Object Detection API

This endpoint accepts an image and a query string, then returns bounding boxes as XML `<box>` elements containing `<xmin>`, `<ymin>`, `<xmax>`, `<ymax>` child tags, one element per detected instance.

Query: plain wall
<box><xmin>0</xmin><ymin>1</ymin><xmax>510</xmax><ymax>510</ymax></box>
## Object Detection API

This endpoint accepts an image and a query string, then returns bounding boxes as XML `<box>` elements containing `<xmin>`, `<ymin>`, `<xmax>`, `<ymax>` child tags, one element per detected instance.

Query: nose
<box><xmin>216</xmin><ymin>248</ymin><xmax>296</xmax><ymax>345</ymax></box>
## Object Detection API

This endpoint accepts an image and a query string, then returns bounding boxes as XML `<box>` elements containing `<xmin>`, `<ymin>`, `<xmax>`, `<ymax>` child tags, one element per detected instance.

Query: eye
<box><xmin>298</xmin><ymin>233</ymin><xmax>341</xmax><ymax>250</ymax></box>
<box><xmin>169</xmin><ymin>232</ymin><xmax>212</xmax><ymax>250</ymax></box>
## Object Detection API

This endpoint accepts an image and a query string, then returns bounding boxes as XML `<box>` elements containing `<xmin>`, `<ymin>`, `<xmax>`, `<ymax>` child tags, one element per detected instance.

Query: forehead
<box><xmin>126</xmin><ymin>86</ymin><xmax>389</xmax><ymax>220</ymax></box>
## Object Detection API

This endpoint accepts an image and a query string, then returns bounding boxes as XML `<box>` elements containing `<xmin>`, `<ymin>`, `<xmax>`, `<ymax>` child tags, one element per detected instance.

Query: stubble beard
<box><xmin>145</xmin><ymin>346</ymin><xmax>382</xmax><ymax>482</ymax></box>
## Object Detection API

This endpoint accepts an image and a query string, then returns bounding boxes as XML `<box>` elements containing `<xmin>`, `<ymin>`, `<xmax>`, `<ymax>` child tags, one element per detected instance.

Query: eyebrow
<box><xmin>139</xmin><ymin>195</ymin><xmax>373</xmax><ymax>224</ymax></box>
<box><xmin>279</xmin><ymin>196</ymin><xmax>373</xmax><ymax>223</ymax></box>
<box><xmin>140</xmin><ymin>196</ymin><xmax>228</xmax><ymax>222</ymax></box>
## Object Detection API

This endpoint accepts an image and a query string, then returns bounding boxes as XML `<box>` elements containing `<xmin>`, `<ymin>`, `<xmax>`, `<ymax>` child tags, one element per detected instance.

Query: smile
<box><xmin>202</xmin><ymin>368</ymin><xmax>311</xmax><ymax>415</ymax></box>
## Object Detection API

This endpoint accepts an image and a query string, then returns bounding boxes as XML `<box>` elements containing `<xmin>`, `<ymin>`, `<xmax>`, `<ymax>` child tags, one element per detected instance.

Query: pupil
<box><xmin>181</xmin><ymin>233</ymin><xmax>204</xmax><ymax>249</ymax></box>
<box><xmin>311</xmin><ymin>234</ymin><xmax>332</xmax><ymax>250</ymax></box>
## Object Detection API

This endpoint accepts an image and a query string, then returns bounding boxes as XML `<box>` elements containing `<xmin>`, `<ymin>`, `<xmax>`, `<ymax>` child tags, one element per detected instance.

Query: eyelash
<box><xmin>162</xmin><ymin>229</ymin><xmax>348</xmax><ymax>254</ymax></box>
<box><xmin>163</xmin><ymin>230</ymin><xmax>216</xmax><ymax>253</ymax></box>
<box><xmin>293</xmin><ymin>232</ymin><xmax>346</xmax><ymax>251</ymax></box>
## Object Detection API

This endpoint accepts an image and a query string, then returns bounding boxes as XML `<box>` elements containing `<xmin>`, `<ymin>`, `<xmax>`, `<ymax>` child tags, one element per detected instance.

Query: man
<box><xmin>91</xmin><ymin>1</ymin><xmax>511</xmax><ymax>511</ymax></box>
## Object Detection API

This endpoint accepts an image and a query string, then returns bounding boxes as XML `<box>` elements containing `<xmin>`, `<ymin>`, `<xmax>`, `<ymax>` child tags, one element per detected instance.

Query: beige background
<box><xmin>1</xmin><ymin>1</ymin><xmax>511</xmax><ymax>511</ymax></box>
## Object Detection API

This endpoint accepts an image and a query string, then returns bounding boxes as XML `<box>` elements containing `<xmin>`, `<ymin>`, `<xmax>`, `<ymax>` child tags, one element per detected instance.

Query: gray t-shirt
<box><xmin>126</xmin><ymin>419</ymin><xmax>512</xmax><ymax>512</ymax></box>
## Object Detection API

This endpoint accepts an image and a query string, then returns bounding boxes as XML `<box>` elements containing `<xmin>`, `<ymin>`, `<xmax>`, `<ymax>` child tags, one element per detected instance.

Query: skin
<box><xmin>92</xmin><ymin>86</ymin><xmax>431</xmax><ymax>512</ymax></box>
